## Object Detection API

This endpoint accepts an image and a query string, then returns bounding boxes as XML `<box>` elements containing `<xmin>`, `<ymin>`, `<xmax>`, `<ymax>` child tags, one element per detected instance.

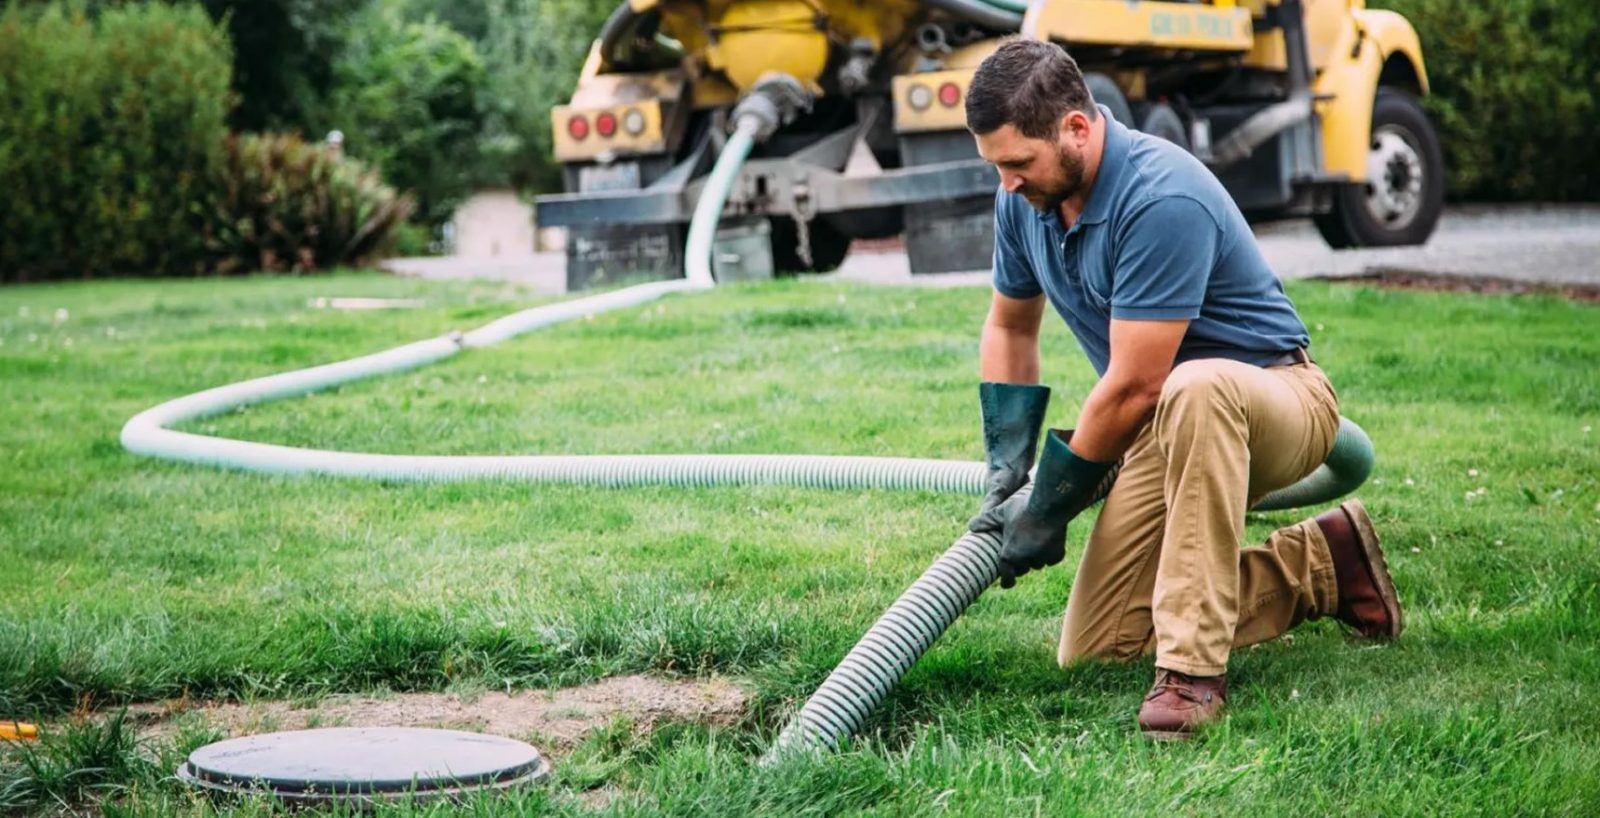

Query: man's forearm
<box><xmin>979</xmin><ymin>321</ymin><xmax>1041</xmax><ymax>384</ymax></box>
<box><xmin>1066</xmin><ymin>376</ymin><xmax>1161</xmax><ymax>463</ymax></box>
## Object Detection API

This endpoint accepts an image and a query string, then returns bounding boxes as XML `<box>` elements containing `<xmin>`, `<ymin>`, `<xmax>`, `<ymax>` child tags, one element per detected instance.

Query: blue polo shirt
<box><xmin>992</xmin><ymin>105</ymin><xmax>1309</xmax><ymax>376</ymax></box>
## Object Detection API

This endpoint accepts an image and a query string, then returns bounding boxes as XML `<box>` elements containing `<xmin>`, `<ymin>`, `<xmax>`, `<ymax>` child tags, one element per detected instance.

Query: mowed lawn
<box><xmin>1</xmin><ymin>272</ymin><xmax>1596</xmax><ymax>816</ymax></box>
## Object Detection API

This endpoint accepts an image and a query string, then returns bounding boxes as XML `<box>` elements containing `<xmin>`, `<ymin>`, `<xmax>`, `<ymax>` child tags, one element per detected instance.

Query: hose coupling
<box><xmin>731</xmin><ymin>73</ymin><xmax>813</xmax><ymax>143</ymax></box>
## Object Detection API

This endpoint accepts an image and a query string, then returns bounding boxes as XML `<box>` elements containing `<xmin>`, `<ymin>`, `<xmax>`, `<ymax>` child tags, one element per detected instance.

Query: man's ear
<box><xmin>1058</xmin><ymin>109</ymin><xmax>1093</xmax><ymax>145</ymax></box>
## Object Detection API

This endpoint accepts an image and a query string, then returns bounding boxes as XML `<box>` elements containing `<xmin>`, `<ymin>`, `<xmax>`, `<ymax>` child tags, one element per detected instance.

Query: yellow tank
<box><xmin>645</xmin><ymin>0</ymin><xmax>920</xmax><ymax>92</ymax></box>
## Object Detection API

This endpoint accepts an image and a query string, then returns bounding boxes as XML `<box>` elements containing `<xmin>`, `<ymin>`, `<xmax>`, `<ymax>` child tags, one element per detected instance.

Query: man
<box><xmin>963</xmin><ymin>39</ymin><xmax>1403</xmax><ymax>740</ymax></box>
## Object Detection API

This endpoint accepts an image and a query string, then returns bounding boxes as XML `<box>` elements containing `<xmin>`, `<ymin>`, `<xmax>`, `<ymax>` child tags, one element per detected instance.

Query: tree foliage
<box><xmin>315</xmin><ymin>1</ymin><xmax>486</xmax><ymax>228</ymax></box>
<box><xmin>1368</xmin><ymin>0</ymin><xmax>1596</xmax><ymax>200</ymax></box>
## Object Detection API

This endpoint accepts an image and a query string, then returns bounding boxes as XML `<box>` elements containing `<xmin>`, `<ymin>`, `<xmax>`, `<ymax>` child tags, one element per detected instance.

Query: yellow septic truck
<box><xmin>534</xmin><ymin>0</ymin><xmax>1440</xmax><ymax>289</ymax></box>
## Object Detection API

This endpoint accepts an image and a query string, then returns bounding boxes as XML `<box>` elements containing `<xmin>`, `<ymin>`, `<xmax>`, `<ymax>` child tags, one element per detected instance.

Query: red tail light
<box><xmin>596</xmin><ymin>111</ymin><xmax>618</xmax><ymax>137</ymax></box>
<box><xmin>938</xmin><ymin>82</ymin><xmax>961</xmax><ymax>107</ymax></box>
<box><xmin>567</xmin><ymin>115</ymin><xmax>590</xmax><ymax>140</ymax></box>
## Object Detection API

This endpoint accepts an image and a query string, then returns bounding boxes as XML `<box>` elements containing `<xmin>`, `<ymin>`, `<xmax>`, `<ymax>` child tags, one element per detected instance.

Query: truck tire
<box><xmin>1085</xmin><ymin>73</ymin><xmax>1134</xmax><ymax>127</ymax></box>
<box><xmin>1314</xmin><ymin>89</ymin><xmax>1444</xmax><ymax>248</ymax></box>
<box><xmin>1133</xmin><ymin>101</ymin><xmax>1190</xmax><ymax>150</ymax></box>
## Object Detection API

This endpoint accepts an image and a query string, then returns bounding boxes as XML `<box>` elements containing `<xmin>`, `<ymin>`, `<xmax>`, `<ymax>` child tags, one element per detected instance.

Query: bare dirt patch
<box><xmin>1319</xmin><ymin>269</ymin><xmax>1600</xmax><ymax>303</ymax></box>
<box><xmin>122</xmin><ymin>675</ymin><xmax>748</xmax><ymax>750</ymax></box>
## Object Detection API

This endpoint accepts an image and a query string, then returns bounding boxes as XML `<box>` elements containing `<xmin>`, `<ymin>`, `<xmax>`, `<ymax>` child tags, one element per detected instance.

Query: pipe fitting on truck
<box><xmin>731</xmin><ymin>72</ymin><xmax>814</xmax><ymax>142</ymax></box>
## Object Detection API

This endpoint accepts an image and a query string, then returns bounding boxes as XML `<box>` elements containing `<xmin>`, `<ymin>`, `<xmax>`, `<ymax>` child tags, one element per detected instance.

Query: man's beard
<box><xmin>1019</xmin><ymin>144</ymin><xmax>1086</xmax><ymax>213</ymax></box>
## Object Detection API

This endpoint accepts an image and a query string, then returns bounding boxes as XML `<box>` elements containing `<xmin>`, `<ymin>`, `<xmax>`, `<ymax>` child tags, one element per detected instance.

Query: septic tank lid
<box><xmin>177</xmin><ymin>727</ymin><xmax>548</xmax><ymax>803</ymax></box>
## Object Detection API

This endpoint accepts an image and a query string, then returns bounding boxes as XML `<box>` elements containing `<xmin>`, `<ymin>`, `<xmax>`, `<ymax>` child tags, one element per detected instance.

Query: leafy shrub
<box><xmin>315</xmin><ymin>1</ymin><xmax>487</xmax><ymax>229</ymax></box>
<box><xmin>205</xmin><ymin>133</ymin><xmax>415</xmax><ymax>273</ymax></box>
<box><xmin>0</xmin><ymin>3</ymin><xmax>232</xmax><ymax>282</ymax></box>
<box><xmin>473</xmin><ymin>0</ymin><xmax>619</xmax><ymax>193</ymax></box>
<box><xmin>1374</xmin><ymin>0</ymin><xmax>1600</xmax><ymax>200</ymax></box>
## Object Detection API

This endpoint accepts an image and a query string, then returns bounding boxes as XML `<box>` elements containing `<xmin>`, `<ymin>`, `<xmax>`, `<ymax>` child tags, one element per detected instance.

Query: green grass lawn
<box><xmin>1</xmin><ymin>272</ymin><xmax>1597</xmax><ymax>816</ymax></box>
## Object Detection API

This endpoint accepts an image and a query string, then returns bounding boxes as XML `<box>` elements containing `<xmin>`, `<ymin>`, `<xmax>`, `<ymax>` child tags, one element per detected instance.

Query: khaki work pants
<box><xmin>1058</xmin><ymin>358</ymin><xmax>1343</xmax><ymax>676</ymax></box>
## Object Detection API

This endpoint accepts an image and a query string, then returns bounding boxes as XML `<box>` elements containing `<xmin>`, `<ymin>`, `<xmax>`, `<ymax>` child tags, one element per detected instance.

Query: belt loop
<box><xmin>1294</xmin><ymin>347</ymin><xmax>1310</xmax><ymax>365</ymax></box>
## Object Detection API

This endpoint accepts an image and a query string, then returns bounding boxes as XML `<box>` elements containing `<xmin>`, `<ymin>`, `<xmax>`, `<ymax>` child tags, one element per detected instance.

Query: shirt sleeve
<box><xmin>991</xmin><ymin>190</ymin><xmax>1043</xmax><ymax>299</ymax></box>
<box><xmin>1110</xmin><ymin>196</ymin><xmax>1218</xmax><ymax>320</ymax></box>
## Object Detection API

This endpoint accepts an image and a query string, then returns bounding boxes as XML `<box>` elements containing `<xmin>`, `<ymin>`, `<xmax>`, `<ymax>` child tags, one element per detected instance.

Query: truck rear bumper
<box><xmin>534</xmin><ymin>157</ymin><xmax>998</xmax><ymax>228</ymax></box>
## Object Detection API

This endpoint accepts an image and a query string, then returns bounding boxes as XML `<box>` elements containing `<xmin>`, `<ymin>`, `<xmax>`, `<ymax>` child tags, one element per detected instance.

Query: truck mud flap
<box><xmin>566</xmin><ymin>223</ymin><xmax>685</xmax><ymax>291</ymax></box>
<box><xmin>905</xmin><ymin>197</ymin><xmax>993</xmax><ymax>275</ymax></box>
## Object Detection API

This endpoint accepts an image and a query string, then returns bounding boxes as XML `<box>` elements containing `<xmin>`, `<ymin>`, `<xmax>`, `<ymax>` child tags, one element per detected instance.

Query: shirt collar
<box><xmin>1031</xmin><ymin>103</ymin><xmax>1128</xmax><ymax>231</ymax></box>
<box><xmin>1078</xmin><ymin>103</ymin><xmax>1128</xmax><ymax>226</ymax></box>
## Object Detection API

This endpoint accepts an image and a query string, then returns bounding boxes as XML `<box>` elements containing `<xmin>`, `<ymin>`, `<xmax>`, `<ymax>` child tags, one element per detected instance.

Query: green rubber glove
<box><xmin>968</xmin><ymin>382</ymin><xmax>1051</xmax><ymax>534</ymax></box>
<box><xmin>970</xmin><ymin>429</ymin><xmax>1118</xmax><ymax>588</ymax></box>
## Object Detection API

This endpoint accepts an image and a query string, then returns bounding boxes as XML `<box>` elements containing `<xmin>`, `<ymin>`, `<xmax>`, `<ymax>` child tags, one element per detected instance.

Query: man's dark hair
<box><xmin>965</xmin><ymin>38</ymin><xmax>1097</xmax><ymax>138</ymax></box>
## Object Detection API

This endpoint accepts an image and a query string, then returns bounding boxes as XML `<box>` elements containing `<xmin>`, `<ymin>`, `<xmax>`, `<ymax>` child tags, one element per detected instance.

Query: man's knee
<box><xmin>1058</xmin><ymin>624</ymin><xmax>1152</xmax><ymax>668</ymax></box>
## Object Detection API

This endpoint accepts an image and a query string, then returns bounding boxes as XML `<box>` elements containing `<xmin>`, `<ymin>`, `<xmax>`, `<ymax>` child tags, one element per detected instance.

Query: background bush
<box><xmin>205</xmin><ymin>133</ymin><xmax>415</xmax><ymax>273</ymax></box>
<box><xmin>468</xmin><ymin>0</ymin><xmax>619</xmax><ymax>194</ymax></box>
<box><xmin>313</xmin><ymin>0</ymin><xmax>486</xmax><ymax>230</ymax></box>
<box><xmin>1370</xmin><ymin>0</ymin><xmax>1597</xmax><ymax>201</ymax></box>
<box><xmin>196</xmin><ymin>0</ymin><xmax>367</xmax><ymax>133</ymax></box>
<box><xmin>0</xmin><ymin>3</ymin><xmax>232</xmax><ymax>282</ymax></box>
<box><xmin>0</xmin><ymin>3</ymin><xmax>415</xmax><ymax>282</ymax></box>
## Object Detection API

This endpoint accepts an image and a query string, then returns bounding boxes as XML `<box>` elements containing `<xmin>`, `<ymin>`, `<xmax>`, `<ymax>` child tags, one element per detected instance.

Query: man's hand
<box><xmin>974</xmin><ymin>429</ymin><xmax>1117</xmax><ymax>589</ymax></box>
<box><xmin>970</xmin><ymin>490</ymin><xmax>1069</xmax><ymax>588</ymax></box>
<box><xmin>969</xmin><ymin>468</ymin><xmax>1029</xmax><ymax>533</ymax></box>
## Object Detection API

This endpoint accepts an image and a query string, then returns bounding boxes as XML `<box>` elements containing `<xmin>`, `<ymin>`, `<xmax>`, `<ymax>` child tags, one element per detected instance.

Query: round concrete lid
<box><xmin>179</xmin><ymin>727</ymin><xmax>547</xmax><ymax>802</ymax></box>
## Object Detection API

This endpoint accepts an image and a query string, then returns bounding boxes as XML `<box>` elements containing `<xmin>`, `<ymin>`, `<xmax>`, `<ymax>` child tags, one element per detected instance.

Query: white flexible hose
<box><xmin>118</xmin><ymin>114</ymin><xmax>990</xmax><ymax>494</ymax></box>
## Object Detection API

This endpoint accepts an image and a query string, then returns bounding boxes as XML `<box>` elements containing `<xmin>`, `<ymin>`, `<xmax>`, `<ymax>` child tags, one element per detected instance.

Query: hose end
<box><xmin>731</xmin><ymin>73</ymin><xmax>813</xmax><ymax>143</ymax></box>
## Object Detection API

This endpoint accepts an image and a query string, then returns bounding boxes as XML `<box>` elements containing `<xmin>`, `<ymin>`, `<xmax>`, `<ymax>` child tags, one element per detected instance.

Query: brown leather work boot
<box><xmin>1137</xmin><ymin>668</ymin><xmax>1228</xmax><ymax>741</ymax></box>
<box><xmin>1315</xmin><ymin>498</ymin><xmax>1404</xmax><ymax>639</ymax></box>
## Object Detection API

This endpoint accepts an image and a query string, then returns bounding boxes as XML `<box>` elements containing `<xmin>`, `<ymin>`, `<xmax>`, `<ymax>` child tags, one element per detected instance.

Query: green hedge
<box><xmin>315</xmin><ymin>2</ymin><xmax>486</xmax><ymax>230</ymax></box>
<box><xmin>1375</xmin><ymin>0</ymin><xmax>1599</xmax><ymax>201</ymax></box>
<box><xmin>0</xmin><ymin>3</ymin><xmax>232</xmax><ymax>281</ymax></box>
<box><xmin>0</xmin><ymin>2</ymin><xmax>415</xmax><ymax>282</ymax></box>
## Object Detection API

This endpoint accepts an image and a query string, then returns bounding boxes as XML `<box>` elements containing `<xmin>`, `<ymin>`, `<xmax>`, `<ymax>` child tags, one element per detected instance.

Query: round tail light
<box><xmin>567</xmin><ymin>115</ymin><xmax>589</xmax><ymax>141</ymax></box>
<box><xmin>938</xmin><ymin>82</ymin><xmax>961</xmax><ymax>107</ymax></box>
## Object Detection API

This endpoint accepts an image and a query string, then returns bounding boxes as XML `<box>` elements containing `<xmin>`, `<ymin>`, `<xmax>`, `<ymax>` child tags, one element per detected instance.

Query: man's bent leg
<box><xmin>1150</xmin><ymin>360</ymin><xmax>1341</xmax><ymax>676</ymax></box>
<box><xmin>1057</xmin><ymin>425</ymin><xmax>1167</xmax><ymax>666</ymax></box>
<box><xmin>1232</xmin><ymin>518</ymin><xmax>1339</xmax><ymax>647</ymax></box>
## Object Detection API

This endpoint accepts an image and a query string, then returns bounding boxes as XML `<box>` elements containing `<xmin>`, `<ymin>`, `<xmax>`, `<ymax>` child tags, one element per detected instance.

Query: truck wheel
<box><xmin>769</xmin><ymin>216</ymin><xmax>851</xmax><ymax>274</ymax></box>
<box><xmin>1133</xmin><ymin>101</ymin><xmax>1189</xmax><ymax>150</ymax></box>
<box><xmin>1314</xmin><ymin>89</ymin><xmax>1444</xmax><ymax>248</ymax></box>
<box><xmin>1085</xmin><ymin>73</ymin><xmax>1134</xmax><ymax>128</ymax></box>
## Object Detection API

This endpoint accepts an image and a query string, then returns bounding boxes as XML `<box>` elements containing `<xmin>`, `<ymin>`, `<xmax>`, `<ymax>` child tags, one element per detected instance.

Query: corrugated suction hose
<box><xmin>762</xmin><ymin>418</ymin><xmax>1373</xmax><ymax>761</ymax></box>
